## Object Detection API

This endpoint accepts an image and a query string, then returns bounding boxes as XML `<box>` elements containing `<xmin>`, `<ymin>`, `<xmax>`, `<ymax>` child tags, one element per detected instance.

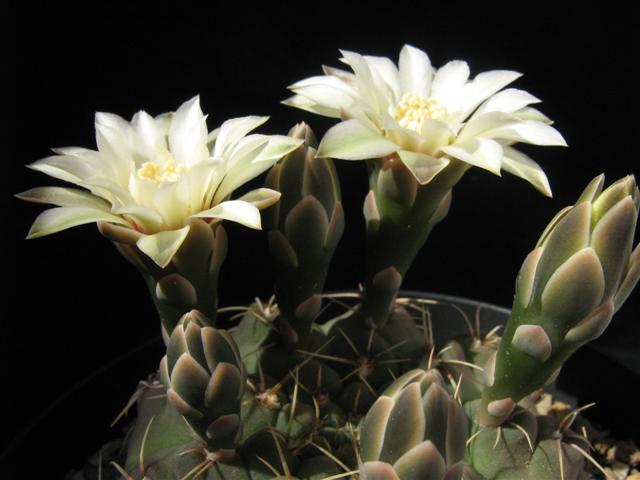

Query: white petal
<box><xmin>430</xmin><ymin>60</ymin><xmax>470</xmax><ymax>109</ymax></box>
<box><xmin>288</xmin><ymin>75</ymin><xmax>359</xmax><ymax>110</ymax></box>
<box><xmin>473</xmin><ymin>88</ymin><xmax>541</xmax><ymax>117</ymax></box>
<box><xmin>132</xmin><ymin>110</ymin><xmax>170</xmax><ymax>160</ymax></box>
<box><xmin>94</xmin><ymin>112</ymin><xmax>135</xmax><ymax>183</ymax></box>
<box><xmin>512</xmin><ymin>107</ymin><xmax>552</xmax><ymax>123</ymax></box>
<box><xmin>488</xmin><ymin>120</ymin><xmax>567</xmax><ymax>146</ymax></box>
<box><xmin>364</xmin><ymin>55</ymin><xmax>401</xmax><ymax>101</ymax></box>
<box><xmin>317</xmin><ymin>119</ymin><xmax>398</xmax><ymax>160</ymax></box>
<box><xmin>16</xmin><ymin>187</ymin><xmax>110</xmax><ymax>210</ymax></box>
<box><xmin>457</xmin><ymin>70</ymin><xmax>522</xmax><ymax>118</ymax></box>
<box><xmin>398</xmin><ymin>44</ymin><xmax>433</xmax><ymax>97</ymax></box>
<box><xmin>440</xmin><ymin>138</ymin><xmax>503</xmax><ymax>175</ymax></box>
<box><xmin>212</xmin><ymin>115</ymin><xmax>270</xmax><ymax>158</ymax></box>
<box><xmin>136</xmin><ymin>226</ymin><xmax>191</xmax><ymax>268</ymax></box>
<box><xmin>111</xmin><ymin>204</ymin><xmax>164</xmax><ymax>232</ymax></box>
<box><xmin>213</xmin><ymin>136</ymin><xmax>300</xmax><ymax>205</ymax></box>
<box><xmin>29</xmin><ymin>154</ymin><xmax>97</xmax><ymax>184</ymax></box>
<box><xmin>282</xmin><ymin>94</ymin><xmax>343</xmax><ymax>119</ymax></box>
<box><xmin>501</xmin><ymin>147</ymin><xmax>552</xmax><ymax>197</ymax></box>
<box><xmin>152</xmin><ymin>181</ymin><xmax>190</xmax><ymax>230</ymax></box>
<box><xmin>458</xmin><ymin>111</ymin><xmax>521</xmax><ymax>142</ymax></box>
<box><xmin>26</xmin><ymin>207</ymin><xmax>130</xmax><ymax>239</ymax></box>
<box><xmin>252</xmin><ymin>135</ymin><xmax>302</xmax><ymax>164</ymax></box>
<box><xmin>322</xmin><ymin>65</ymin><xmax>357</xmax><ymax>84</ymax></box>
<box><xmin>81</xmin><ymin>177</ymin><xmax>134</xmax><ymax>207</ymax></box>
<box><xmin>383</xmin><ymin>114</ymin><xmax>424</xmax><ymax>152</ymax></box>
<box><xmin>193</xmin><ymin>200</ymin><xmax>262</xmax><ymax>229</ymax></box>
<box><xmin>420</xmin><ymin>119</ymin><xmax>455</xmax><ymax>154</ymax></box>
<box><xmin>340</xmin><ymin>49</ymin><xmax>386</xmax><ymax>113</ymax></box>
<box><xmin>397</xmin><ymin>150</ymin><xmax>450</xmax><ymax>185</ymax></box>
<box><xmin>235</xmin><ymin>188</ymin><xmax>282</xmax><ymax>210</ymax></box>
<box><xmin>169</xmin><ymin>96</ymin><xmax>209</xmax><ymax>168</ymax></box>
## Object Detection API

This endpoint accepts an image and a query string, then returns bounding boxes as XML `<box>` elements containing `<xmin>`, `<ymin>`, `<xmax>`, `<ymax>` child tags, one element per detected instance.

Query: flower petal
<box><xmin>430</xmin><ymin>60</ymin><xmax>470</xmax><ymax>110</ymax></box>
<box><xmin>213</xmin><ymin>136</ymin><xmax>301</xmax><ymax>205</ymax></box>
<box><xmin>193</xmin><ymin>200</ymin><xmax>262</xmax><ymax>229</ymax></box>
<box><xmin>457</xmin><ymin>70</ymin><xmax>522</xmax><ymax>119</ymax></box>
<box><xmin>282</xmin><ymin>94</ymin><xmax>343</xmax><ymax>119</ymax></box>
<box><xmin>111</xmin><ymin>204</ymin><xmax>165</xmax><ymax>232</ymax></box>
<box><xmin>236</xmin><ymin>188</ymin><xmax>282</xmax><ymax>210</ymax></box>
<box><xmin>458</xmin><ymin>111</ymin><xmax>521</xmax><ymax>142</ymax></box>
<box><xmin>365</xmin><ymin>55</ymin><xmax>401</xmax><ymax>102</ymax></box>
<box><xmin>26</xmin><ymin>207</ymin><xmax>130</xmax><ymax>239</ymax></box>
<box><xmin>397</xmin><ymin>150</ymin><xmax>450</xmax><ymax>185</ymax></box>
<box><xmin>288</xmin><ymin>75</ymin><xmax>359</xmax><ymax>113</ymax></box>
<box><xmin>317</xmin><ymin>119</ymin><xmax>398</xmax><ymax>160</ymax></box>
<box><xmin>398</xmin><ymin>44</ymin><xmax>433</xmax><ymax>97</ymax></box>
<box><xmin>488</xmin><ymin>120</ymin><xmax>567</xmax><ymax>146</ymax></box>
<box><xmin>131</xmin><ymin>110</ymin><xmax>170</xmax><ymax>160</ymax></box>
<box><xmin>136</xmin><ymin>226</ymin><xmax>191</xmax><ymax>268</ymax></box>
<box><xmin>16</xmin><ymin>186</ymin><xmax>110</xmax><ymax>210</ymax></box>
<box><xmin>213</xmin><ymin>115</ymin><xmax>270</xmax><ymax>158</ymax></box>
<box><xmin>29</xmin><ymin>154</ymin><xmax>97</xmax><ymax>184</ymax></box>
<box><xmin>169</xmin><ymin>96</ymin><xmax>209</xmax><ymax>168</ymax></box>
<box><xmin>473</xmin><ymin>88</ymin><xmax>541</xmax><ymax>117</ymax></box>
<box><xmin>501</xmin><ymin>147</ymin><xmax>552</xmax><ymax>197</ymax></box>
<box><xmin>440</xmin><ymin>138</ymin><xmax>503</xmax><ymax>175</ymax></box>
<box><xmin>340</xmin><ymin>49</ymin><xmax>387</xmax><ymax>113</ymax></box>
<box><xmin>420</xmin><ymin>119</ymin><xmax>455</xmax><ymax>154</ymax></box>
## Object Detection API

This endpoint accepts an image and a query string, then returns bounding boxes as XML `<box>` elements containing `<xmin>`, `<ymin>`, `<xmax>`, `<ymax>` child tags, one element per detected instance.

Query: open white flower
<box><xmin>285</xmin><ymin>45</ymin><xmax>566</xmax><ymax>195</ymax></box>
<box><xmin>19</xmin><ymin>96</ymin><xmax>302</xmax><ymax>267</ymax></box>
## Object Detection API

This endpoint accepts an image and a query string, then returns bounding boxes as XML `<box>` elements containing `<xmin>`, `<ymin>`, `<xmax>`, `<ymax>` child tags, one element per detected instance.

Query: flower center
<box><xmin>393</xmin><ymin>93</ymin><xmax>448</xmax><ymax>132</ymax></box>
<box><xmin>137</xmin><ymin>160</ymin><xmax>187</xmax><ymax>184</ymax></box>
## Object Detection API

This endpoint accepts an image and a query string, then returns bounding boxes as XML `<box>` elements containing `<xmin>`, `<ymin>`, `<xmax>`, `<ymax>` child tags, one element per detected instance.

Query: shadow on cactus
<box><xmin>18</xmin><ymin>45</ymin><xmax>639</xmax><ymax>480</ymax></box>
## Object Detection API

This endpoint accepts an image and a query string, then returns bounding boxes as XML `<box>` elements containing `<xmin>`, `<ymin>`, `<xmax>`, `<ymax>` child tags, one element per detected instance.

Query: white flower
<box><xmin>19</xmin><ymin>96</ymin><xmax>302</xmax><ymax>267</ymax></box>
<box><xmin>284</xmin><ymin>45</ymin><xmax>566</xmax><ymax>196</ymax></box>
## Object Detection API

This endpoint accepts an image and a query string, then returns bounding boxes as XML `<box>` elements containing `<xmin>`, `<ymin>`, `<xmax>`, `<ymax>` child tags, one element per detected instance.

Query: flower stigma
<box><xmin>393</xmin><ymin>93</ymin><xmax>448</xmax><ymax>132</ymax></box>
<box><xmin>137</xmin><ymin>160</ymin><xmax>187</xmax><ymax>184</ymax></box>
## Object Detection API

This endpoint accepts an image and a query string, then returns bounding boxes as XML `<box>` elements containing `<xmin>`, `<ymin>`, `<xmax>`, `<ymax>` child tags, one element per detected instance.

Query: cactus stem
<box><xmin>568</xmin><ymin>443</ymin><xmax>611</xmax><ymax>479</ymax></box>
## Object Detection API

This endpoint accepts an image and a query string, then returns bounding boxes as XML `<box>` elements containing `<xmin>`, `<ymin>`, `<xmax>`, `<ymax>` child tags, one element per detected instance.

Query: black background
<box><xmin>5</xmin><ymin>1</ymin><xmax>639</xmax><ymax>477</ymax></box>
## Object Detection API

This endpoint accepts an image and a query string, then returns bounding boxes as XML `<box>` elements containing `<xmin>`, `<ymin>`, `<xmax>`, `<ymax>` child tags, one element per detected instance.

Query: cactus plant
<box><xmin>18</xmin><ymin>45</ymin><xmax>639</xmax><ymax>480</ymax></box>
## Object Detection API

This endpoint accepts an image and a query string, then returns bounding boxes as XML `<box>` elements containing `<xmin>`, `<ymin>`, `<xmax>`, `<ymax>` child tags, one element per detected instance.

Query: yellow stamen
<box><xmin>137</xmin><ymin>160</ymin><xmax>187</xmax><ymax>184</ymax></box>
<box><xmin>393</xmin><ymin>93</ymin><xmax>448</xmax><ymax>132</ymax></box>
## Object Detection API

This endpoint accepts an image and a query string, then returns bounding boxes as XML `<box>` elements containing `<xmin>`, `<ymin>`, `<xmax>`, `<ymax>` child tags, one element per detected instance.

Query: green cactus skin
<box><xmin>359</xmin><ymin>158</ymin><xmax>468</xmax><ymax>328</ymax></box>
<box><xmin>159</xmin><ymin>311</ymin><xmax>246</xmax><ymax>453</ymax></box>
<box><xmin>104</xmin><ymin>174</ymin><xmax>639</xmax><ymax>480</ymax></box>
<box><xmin>358</xmin><ymin>368</ymin><xmax>470</xmax><ymax>480</ymax></box>
<box><xmin>264</xmin><ymin>123</ymin><xmax>344</xmax><ymax>350</ymax></box>
<box><xmin>478</xmin><ymin>175</ymin><xmax>640</xmax><ymax>427</ymax></box>
<box><xmin>99</xmin><ymin>218</ymin><xmax>227</xmax><ymax>335</ymax></box>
